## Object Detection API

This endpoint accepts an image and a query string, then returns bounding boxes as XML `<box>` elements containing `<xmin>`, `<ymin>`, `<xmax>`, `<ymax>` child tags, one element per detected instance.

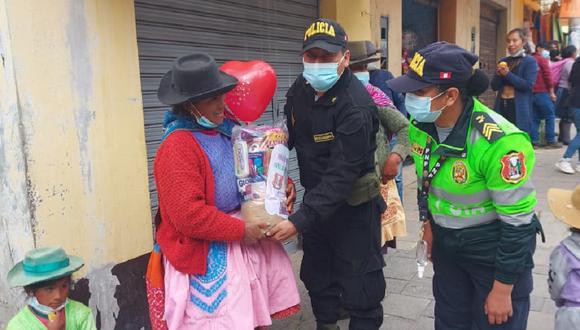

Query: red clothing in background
<box><xmin>533</xmin><ymin>53</ymin><xmax>554</xmax><ymax>93</ymax></box>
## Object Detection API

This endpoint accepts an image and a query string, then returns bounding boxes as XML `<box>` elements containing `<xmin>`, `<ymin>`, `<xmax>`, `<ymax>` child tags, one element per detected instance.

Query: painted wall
<box><xmin>438</xmin><ymin>0</ymin><xmax>480</xmax><ymax>55</ymax></box>
<box><xmin>335</xmin><ymin>0</ymin><xmax>372</xmax><ymax>41</ymax></box>
<box><xmin>455</xmin><ymin>0</ymin><xmax>481</xmax><ymax>54</ymax></box>
<box><xmin>370</xmin><ymin>0</ymin><xmax>403</xmax><ymax>76</ymax></box>
<box><xmin>320</xmin><ymin>0</ymin><xmax>402</xmax><ymax>75</ymax></box>
<box><xmin>510</xmin><ymin>0</ymin><xmax>525</xmax><ymax>30</ymax></box>
<box><xmin>0</xmin><ymin>0</ymin><xmax>152</xmax><ymax>327</ymax></box>
<box><xmin>439</xmin><ymin>0</ymin><xmax>458</xmax><ymax>44</ymax></box>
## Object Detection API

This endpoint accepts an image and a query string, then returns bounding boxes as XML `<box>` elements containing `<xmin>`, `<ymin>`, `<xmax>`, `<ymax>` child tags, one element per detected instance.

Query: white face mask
<box><xmin>27</xmin><ymin>296</ymin><xmax>68</xmax><ymax>315</ymax></box>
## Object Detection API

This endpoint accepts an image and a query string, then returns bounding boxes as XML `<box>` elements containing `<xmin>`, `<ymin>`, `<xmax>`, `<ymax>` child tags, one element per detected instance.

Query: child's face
<box><xmin>34</xmin><ymin>277</ymin><xmax>70</xmax><ymax>308</ymax></box>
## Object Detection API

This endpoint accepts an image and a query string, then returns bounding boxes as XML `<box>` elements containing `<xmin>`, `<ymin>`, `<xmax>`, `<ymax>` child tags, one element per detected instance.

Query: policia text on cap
<box><xmin>268</xmin><ymin>19</ymin><xmax>388</xmax><ymax>330</ymax></box>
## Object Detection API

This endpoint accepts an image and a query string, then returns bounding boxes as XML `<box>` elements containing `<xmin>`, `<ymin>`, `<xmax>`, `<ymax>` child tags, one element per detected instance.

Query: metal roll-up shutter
<box><xmin>135</xmin><ymin>0</ymin><xmax>317</xmax><ymax>216</ymax></box>
<box><xmin>479</xmin><ymin>3</ymin><xmax>500</xmax><ymax>108</ymax></box>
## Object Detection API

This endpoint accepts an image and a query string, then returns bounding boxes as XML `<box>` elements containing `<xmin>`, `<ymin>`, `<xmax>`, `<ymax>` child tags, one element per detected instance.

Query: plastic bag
<box><xmin>233</xmin><ymin>120</ymin><xmax>290</xmax><ymax>225</ymax></box>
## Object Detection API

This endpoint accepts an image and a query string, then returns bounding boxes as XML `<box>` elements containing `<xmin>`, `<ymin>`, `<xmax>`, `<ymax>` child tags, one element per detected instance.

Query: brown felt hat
<box><xmin>348</xmin><ymin>40</ymin><xmax>381</xmax><ymax>66</ymax></box>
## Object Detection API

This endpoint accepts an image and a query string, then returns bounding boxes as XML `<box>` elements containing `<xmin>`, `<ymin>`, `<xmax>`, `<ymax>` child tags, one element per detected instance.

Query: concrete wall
<box><xmin>321</xmin><ymin>0</ymin><xmax>372</xmax><ymax>42</ymax></box>
<box><xmin>321</xmin><ymin>0</ymin><xmax>402</xmax><ymax>75</ymax></box>
<box><xmin>0</xmin><ymin>0</ymin><xmax>152</xmax><ymax>327</ymax></box>
<box><xmin>370</xmin><ymin>0</ymin><xmax>403</xmax><ymax>76</ymax></box>
<box><xmin>509</xmin><ymin>0</ymin><xmax>525</xmax><ymax>30</ymax></box>
<box><xmin>439</xmin><ymin>0</ymin><xmax>480</xmax><ymax>55</ymax></box>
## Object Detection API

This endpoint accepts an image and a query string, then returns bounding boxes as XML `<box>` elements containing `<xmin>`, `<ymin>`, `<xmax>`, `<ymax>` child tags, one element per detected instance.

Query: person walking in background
<box><xmin>549</xmin><ymin>41</ymin><xmax>562</xmax><ymax>63</ymax></box>
<box><xmin>492</xmin><ymin>28</ymin><xmax>538</xmax><ymax>136</ymax></box>
<box><xmin>547</xmin><ymin>185</ymin><xmax>580</xmax><ymax>329</ymax></box>
<box><xmin>552</xmin><ymin>46</ymin><xmax>578</xmax><ymax>145</ymax></box>
<box><xmin>531</xmin><ymin>42</ymin><xmax>561</xmax><ymax>148</ymax></box>
<box><xmin>555</xmin><ymin>54</ymin><xmax>580</xmax><ymax>174</ymax></box>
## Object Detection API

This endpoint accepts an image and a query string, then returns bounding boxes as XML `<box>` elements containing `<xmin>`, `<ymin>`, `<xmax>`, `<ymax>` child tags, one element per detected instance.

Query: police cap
<box><xmin>388</xmin><ymin>42</ymin><xmax>479</xmax><ymax>93</ymax></box>
<box><xmin>302</xmin><ymin>18</ymin><xmax>348</xmax><ymax>54</ymax></box>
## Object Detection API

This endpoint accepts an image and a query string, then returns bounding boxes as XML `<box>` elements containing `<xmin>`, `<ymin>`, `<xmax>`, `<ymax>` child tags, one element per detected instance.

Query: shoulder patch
<box><xmin>500</xmin><ymin>151</ymin><xmax>527</xmax><ymax>184</ymax></box>
<box><xmin>472</xmin><ymin>112</ymin><xmax>505</xmax><ymax>143</ymax></box>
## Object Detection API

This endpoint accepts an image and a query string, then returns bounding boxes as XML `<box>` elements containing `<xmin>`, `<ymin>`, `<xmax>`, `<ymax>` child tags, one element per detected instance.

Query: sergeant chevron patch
<box><xmin>473</xmin><ymin>113</ymin><xmax>505</xmax><ymax>143</ymax></box>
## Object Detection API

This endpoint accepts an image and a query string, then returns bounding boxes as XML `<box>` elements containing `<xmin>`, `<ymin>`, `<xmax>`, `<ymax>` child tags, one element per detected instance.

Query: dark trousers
<box><xmin>499</xmin><ymin>98</ymin><xmax>517</xmax><ymax>127</ymax></box>
<box><xmin>300</xmin><ymin>196</ymin><xmax>386</xmax><ymax>330</ymax></box>
<box><xmin>432</xmin><ymin>247</ymin><xmax>533</xmax><ymax>330</ymax></box>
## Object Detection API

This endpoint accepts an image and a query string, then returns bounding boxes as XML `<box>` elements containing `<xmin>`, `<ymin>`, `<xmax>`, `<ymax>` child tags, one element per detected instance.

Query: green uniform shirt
<box><xmin>409</xmin><ymin>97</ymin><xmax>541</xmax><ymax>284</ymax></box>
<box><xmin>7</xmin><ymin>300</ymin><xmax>96</xmax><ymax>330</ymax></box>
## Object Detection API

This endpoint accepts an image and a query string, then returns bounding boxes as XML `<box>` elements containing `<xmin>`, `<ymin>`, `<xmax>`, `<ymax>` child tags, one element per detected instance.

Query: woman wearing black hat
<box><xmin>148</xmin><ymin>53</ymin><xmax>300</xmax><ymax>329</ymax></box>
<box><xmin>387</xmin><ymin>42</ymin><xmax>542</xmax><ymax>329</ymax></box>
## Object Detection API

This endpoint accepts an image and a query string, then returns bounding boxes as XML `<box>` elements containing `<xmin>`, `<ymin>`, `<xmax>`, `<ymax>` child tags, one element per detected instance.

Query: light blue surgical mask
<box><xmin>541</xmin><ymin>49</ymin><xmax>550</xmax><ymax>59</ymax></box>
<box><xmin>192</xmin><ymin>104</ymin><xmax>218</xmax><ymax>129</ymax></box>
<box><xmin>405</xmin><ymin>91</ymin><xmax>447</xmax><ymax>123</ymax></box>
<box><xmin>27</xmin><ymin>296</ymin><xmax>68</xmax><ymax>315</ymax></box>
<box><xmin>302</xmin><ymin>55</ymin><xmax>345</xmax><ymax>92</ymax></box>
<box><xmin>354</xmin><ymin>71</ymin><xmax>370</xmax><ymax>86</ymax></box>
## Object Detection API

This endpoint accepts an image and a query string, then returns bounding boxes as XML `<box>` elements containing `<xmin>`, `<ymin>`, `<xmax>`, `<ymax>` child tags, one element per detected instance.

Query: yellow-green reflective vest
<box><xmin>409</xmin><ymin>98</ymin><xmax>541</xmax><ymax>284</ymax></box>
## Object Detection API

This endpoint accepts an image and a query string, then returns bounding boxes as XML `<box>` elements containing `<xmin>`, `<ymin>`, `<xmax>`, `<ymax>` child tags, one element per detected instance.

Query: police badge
<box><xmin>451</xmin><ymin>160</ymin><xmax>468</xmax><ymax>184</ymax></box>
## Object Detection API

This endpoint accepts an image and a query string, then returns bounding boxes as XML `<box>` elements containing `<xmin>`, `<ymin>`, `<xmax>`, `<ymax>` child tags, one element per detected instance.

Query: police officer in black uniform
<box><xmin>268</xmin><ymin>19</ymin><xmax>386</xmax><ymax>330</ymax></box>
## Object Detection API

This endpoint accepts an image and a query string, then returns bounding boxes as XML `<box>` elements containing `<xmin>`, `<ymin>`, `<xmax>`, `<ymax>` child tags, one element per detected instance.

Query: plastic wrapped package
<box><xmin>233</xmin><ymin>121</ymin><xmax>290</xmax><ymax>226</ymax></box>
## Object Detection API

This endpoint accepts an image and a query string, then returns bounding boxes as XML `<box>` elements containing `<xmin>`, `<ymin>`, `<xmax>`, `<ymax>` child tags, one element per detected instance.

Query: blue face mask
<box><xmin>354</xmin><ymin>71</ymin><xmax>370</xmax><ymax>86</ymax></box>
<box><xmin>27</xmin><ymin>296</ymin><xmax>68</xmax><ymax>315</ymax></box>
<box><xmin>405</xmin><ymin>91</ymin><xmax>447</xmax><ymax>123</ymax></box>
<box><xmin>541</xmin><ymin>49</ymin><xmax>550</xmax><ymax>59</ymax></box>
<box><xmin>302</xmin><ymin>55</ymin><xmax>345</xmax><ymax>92</ymax></box>
<box><xmin>192</xmin><ymin>105</ymin><xmax>218</xmax><ymax>129</ymax></box>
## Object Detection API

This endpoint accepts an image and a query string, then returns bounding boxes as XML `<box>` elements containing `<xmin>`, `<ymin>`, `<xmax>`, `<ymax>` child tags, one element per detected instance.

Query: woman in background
<box><xmin>491</xmin><ymin>28</ymin><xmax>538</xmax><ymax>136</ymax></box>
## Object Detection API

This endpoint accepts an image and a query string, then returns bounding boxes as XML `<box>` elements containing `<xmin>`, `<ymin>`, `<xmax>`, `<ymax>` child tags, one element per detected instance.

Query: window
<box><xmin>380</xmin><ymin>16</ymin><xmax>388</xmax><ymax>69</ymax></box>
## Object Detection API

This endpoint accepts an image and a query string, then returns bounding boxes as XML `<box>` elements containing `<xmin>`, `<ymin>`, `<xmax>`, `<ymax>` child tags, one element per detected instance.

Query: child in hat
<box><xmin>6</xmin><ymin>246</ymin><xmax>96</xmax><ymax>330</ymax></box>
<box><xmin>547</xmin><ymin>185</ymin><xmax>580</xmax><ymax>330</ymax></box>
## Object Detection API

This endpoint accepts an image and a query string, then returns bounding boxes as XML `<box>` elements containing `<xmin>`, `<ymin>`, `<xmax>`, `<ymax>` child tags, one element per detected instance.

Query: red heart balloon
<box><xmin>221</xmin><ymin>61</ymin><xmax>277</xmax><ymax>123</ymax></box>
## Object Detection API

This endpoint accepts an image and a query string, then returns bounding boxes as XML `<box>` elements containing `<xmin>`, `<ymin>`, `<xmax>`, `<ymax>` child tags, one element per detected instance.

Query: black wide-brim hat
<box><xmin>157</xmin><ymin>53</ymin><xmax>238</xmax><ymax>106</ymax></box>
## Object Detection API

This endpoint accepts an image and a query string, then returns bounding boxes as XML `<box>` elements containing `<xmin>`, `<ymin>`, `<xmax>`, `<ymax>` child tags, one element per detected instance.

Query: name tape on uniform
<box><xmin>313</xmin><ymin>132</ymin><xmax>335</xmax><ymax>143</ymax></box>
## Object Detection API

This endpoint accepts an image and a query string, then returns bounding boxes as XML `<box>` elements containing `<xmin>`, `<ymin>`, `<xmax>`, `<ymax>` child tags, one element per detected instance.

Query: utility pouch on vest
<box><xmin>533</xmin><ymin>214</ymin><xmax>546</xmax><ymax>243</ymax></box>
<box><xmin>346</xmin><ymin>172</ymin><xmax>381</xmax><ymax>206</ymax></box>
<box><xmin>346</xmin><ymin>120</ymin><xmax>387</xmax><ymax>206</ymax></box>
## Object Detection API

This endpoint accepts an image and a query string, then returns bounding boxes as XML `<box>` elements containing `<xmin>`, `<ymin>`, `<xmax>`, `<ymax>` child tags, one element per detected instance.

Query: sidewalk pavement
<box><xmin>272</xmin><ymin>146</ymin><xmax>579</xmax><ymax>330</ymax></box>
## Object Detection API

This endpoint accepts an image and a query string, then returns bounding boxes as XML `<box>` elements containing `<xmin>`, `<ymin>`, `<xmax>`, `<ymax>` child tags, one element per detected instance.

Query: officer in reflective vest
<box><xmin>388</xmin><ymin>42</ymin><xmax>544</xmax><ymax>329</ymax></box>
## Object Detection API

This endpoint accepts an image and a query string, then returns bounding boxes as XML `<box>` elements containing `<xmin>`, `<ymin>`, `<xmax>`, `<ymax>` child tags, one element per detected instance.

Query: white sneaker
<box><xmin>556</xmin><ymin>158</ymin><xmax>575</xmax><ymax>174</ymax></box>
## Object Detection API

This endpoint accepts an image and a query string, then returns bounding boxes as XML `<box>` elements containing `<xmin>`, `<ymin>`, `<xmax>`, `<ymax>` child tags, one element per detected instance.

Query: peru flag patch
<box><xmin>440</xmin><ymin>72</ymin><xmax>452</xmax><ymax>79</ymax></box>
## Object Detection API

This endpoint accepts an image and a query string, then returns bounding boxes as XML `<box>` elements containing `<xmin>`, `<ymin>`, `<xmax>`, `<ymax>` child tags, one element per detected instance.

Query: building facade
<box><xmin>0</xmin><ymin>0</ymin><xmax>532</xmax><ymax>327</ymax></box>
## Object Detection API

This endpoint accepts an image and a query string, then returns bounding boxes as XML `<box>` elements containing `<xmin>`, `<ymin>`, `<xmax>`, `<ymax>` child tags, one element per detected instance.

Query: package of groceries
<box><xmin>232</xmin><ymin>120</ymin><xmax>290</xmax><ymax>226</ymax></box>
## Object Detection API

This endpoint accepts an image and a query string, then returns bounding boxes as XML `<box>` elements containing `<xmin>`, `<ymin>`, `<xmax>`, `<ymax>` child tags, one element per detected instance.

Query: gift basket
<box><xmin>232</xmin><ymin>120</ymin><xmax>290</xmax><ymax>226</ymax></box>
